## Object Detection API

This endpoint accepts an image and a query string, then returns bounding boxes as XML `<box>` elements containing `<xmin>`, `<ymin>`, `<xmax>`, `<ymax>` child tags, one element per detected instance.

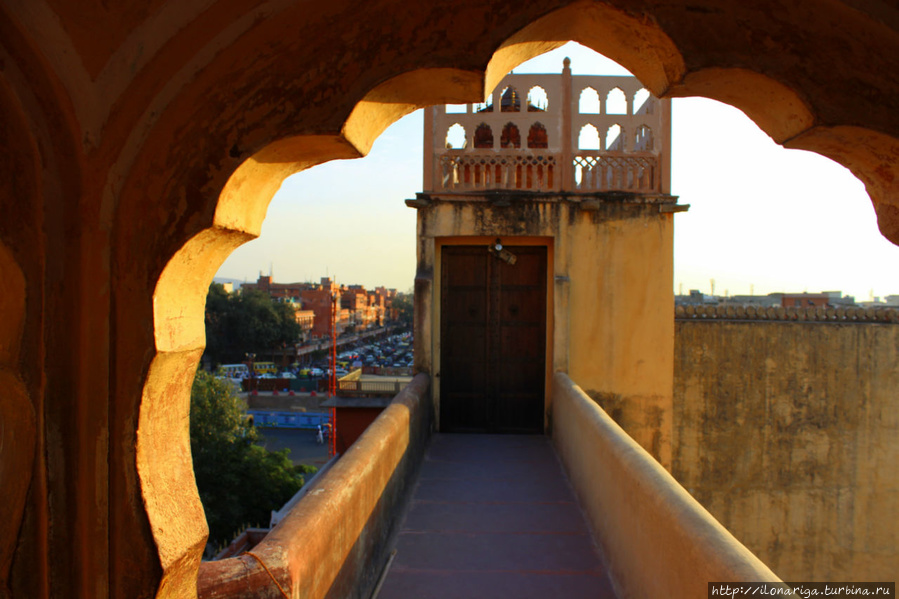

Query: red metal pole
<box><xmin>328</xmin><ymin>289</ymin><xmax>338</xmax><ymax>456</ymax></box>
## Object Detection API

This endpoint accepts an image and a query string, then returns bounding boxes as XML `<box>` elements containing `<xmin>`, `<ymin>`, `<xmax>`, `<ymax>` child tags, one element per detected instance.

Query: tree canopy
<box><xmin>392</xmin><ymin>290</ymin><xmax>413</xmax><ymax>327</ymax></box>
<box><xmin>190</xmin><ymin>370</ymin><xmax>312</xmax><ymax>548</ymax></box>
<box><xmin>204</xmin><ymin>283</ymin><xmax>302</xmax><ymax>366</ymax></box>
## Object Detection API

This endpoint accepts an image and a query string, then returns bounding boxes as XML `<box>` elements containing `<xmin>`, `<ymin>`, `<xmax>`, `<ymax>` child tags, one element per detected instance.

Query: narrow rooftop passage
<box><xmin>377</xmin><ymin>434</ymin><xmax>617</xmax><ymax>598</ymax></box>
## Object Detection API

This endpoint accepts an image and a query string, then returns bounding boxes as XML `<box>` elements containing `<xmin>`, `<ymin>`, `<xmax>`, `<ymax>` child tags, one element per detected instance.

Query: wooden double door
<box><xmin>440</xmin><ymin>245</ymin><xmax>547</xmax><ymax>433</ymax></box>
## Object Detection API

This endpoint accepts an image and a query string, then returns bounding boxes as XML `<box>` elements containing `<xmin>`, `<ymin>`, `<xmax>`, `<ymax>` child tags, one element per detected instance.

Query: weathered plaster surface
<box><xmin>417</xmin><ymin>196</ymin><xmax>675</xmax><ymax>464</ymax></box>
<box><xmin>672</xmin><ymin>320</ymin><xmax>899</xmax><ymax>581</ymax></box>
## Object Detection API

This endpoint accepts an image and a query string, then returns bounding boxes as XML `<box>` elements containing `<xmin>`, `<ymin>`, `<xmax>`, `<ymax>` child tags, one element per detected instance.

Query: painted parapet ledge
<box><xmin>197</xmin><ymin>373</ymin><xmax>431</xmax><ymax>599</ymax></box>
<box><xmin>551</xmin><ymin>372</ymin><xmax>785</xmax><ymax>599</ymax></box>
<box><xmin>675</xmin><ymin>304</ymin><xmax>899</xmax><ymax>323</ymax></box>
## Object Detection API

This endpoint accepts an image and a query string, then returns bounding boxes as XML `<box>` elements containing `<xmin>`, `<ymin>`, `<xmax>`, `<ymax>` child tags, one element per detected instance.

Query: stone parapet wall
<box><xmin>197</xmin><ymin>374</ymin><xmax>432</xmax><ymax>599</ymax></box>
<box><xmin>552</xmin><ymin>373</ymin><xmax>783</xmax><ymax>599</ymax></box>
<box><xmin>675</xmin><ymin>304</ymin><xmax>899</xmax><ymax>323</ymax></box>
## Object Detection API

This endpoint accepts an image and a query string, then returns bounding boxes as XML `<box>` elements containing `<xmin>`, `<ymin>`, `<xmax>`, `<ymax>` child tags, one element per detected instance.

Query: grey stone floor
<box><xmin>377</xmin><ymin>434</ymin><xmax>617</xmax><ymax>599</ymax></box>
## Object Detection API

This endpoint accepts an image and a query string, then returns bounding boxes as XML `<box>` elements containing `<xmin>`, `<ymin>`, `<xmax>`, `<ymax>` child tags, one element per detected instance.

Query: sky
<box><xmin>216</xmin><ymin>43</ymin><xmax>899</xmax><ymax>301</ymax></box>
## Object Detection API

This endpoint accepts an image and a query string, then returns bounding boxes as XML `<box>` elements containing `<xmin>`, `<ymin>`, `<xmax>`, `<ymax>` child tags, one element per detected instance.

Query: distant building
<box><xmin>240</xmin><ymin>275</ymin><xmax>314</xmax><ymax>302</ymax></box>
<box><xmin>300</xmin><ymin>277</ymin><xmax>342</xmax><ymax>339</ymax></box>
<box><xmin>676</xmin><ymin>290</ymin><xmax>860</xmax><ymax>309</ymax></box>
<box><xmin>294</xmin><ymin>309</ymin><xmax>315</xmax><ymax>342</ymax></box>
<box><xmin>236</xmin><ymin>274</ymin><xmax>399</xmax><ymax>338</ymax></box>
<box><xmin>781</xmin><ymin>293</ymin><xmax>830</xmax><ymax>308</ymax></box>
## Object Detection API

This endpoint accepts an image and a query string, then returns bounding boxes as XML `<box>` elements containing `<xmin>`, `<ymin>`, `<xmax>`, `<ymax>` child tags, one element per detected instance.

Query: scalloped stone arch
<box><xmin>606</xmin><ymin>87</ymin><xmax>628</xmax><ymax>115</ymax></box>
<box><xmin>137</xmin><ymin>66</ymin><xmax>505</xmax><ymax>594</ymax></box>
<box><xmin>785</xmin><ymin>126</ymin><xmax>899</xmax><ymax>245</ymax></box>
<box><xmin>579</xmin><ymin>123</ymin><xmax>601</xmax><ymax>150</ymax></box>
<box><xmin>579</xmin><ymin>86</ymin><xmax>601</xmax><ymax>114</ymax></box>
<box><xmin>527</xmin><ymin>85</ymin><xmax>549</xmax><ymax>111</ymax></box>
<box><xmin>474</xmin><ymin>123</ymin><xmax>494</xmax><ymax>149</ymax></box>
<box><xmin>606</xmin><ymin>123</ymin><xmax>625</xmax><ymax>151</ymax></box>
<box><xmin>0</xmin><ymin>243</ymin><xmax>34</xmax><ymax>597</ymax></box>
<box><xmin>444</xmin><ymin>123</ymin><xmax>467</xmax><ymax>149</ymax></box>
<box><xmin>131</xmin><ymin>3</ymin><xmax>899</xmax><ymax>595</ymax></box>
<box><xmin>501</xmin><ymin>121</ymin><xmax>522</xmax><ymax>148</ymax></box>
<box><xmin>138</xmin><ymin>136</ymin><xmax>372</xmax><ymax>596</ymax></box>
<box><xmin>635</xmin><ymin>124</ymin><xmax>654</xmax><ymax>151</ymax></box>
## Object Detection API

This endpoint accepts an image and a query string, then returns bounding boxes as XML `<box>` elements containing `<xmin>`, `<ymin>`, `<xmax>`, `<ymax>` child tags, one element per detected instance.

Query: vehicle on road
<box><xmin>217</xmin><ymin>363</ymin><xmax>249</xmax><ymax>379</ymax></box>
<box><xmin>253</xmin><ymin>361</ymin><xmax>279</xmax><ymax>376</ymax></box>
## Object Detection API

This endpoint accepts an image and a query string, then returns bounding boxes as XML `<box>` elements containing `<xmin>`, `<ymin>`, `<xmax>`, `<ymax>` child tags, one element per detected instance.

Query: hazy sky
<box><xmin>216</xmin><ymin>43</ymin><xmax>899</xmax><ymax>301</ymax></box>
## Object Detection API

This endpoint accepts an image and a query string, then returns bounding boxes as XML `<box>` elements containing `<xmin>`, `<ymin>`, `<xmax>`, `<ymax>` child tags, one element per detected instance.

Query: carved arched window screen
<box><xmin>606</xmin><ymin>124</ymin><xmax>624</xmax><ymax>151</ymax></box>
<box><xmin>445</xmin><ymin>123</ymin><xmax>467</xmax><ymax>149</ymax></box>
<box><xmin>633</xmin><ymin>88</ymin><xmax>652</xmax><ymax>114</ymax></box>
<box><xmin>635</xmin><ymin>125</ymin><xmax>653</xmax><ymax>151</ymax></box>
<box><xmin>474</xmin><ymin>123</ymin><xmax>494</xmax><ymax>149</ymax></box>
<box><xmin>579</xmin><ymin>87</ymin><xmax>600</xmax><ymax>114</ymax></box>
<box><xmin>527</xmin><ymin>123</ymin><xmax>548</xmax><ymax>149</ymax></box>
<box><xmin>606</xmin><ymin>87</ymin><xmax>627</xmax><ymax>115</ymax></box>
<box><xmin>578</xmin><ymin>124</ymin><xmax>600</xmax><ymax>150</ymax></box>
<box><xmin>500</xmin><ymin>86</ymin><xmax>521</xmax><ymax>112</ymax></box>
<box><xmin>527</xmin><ymin>86</ymin><xmax>548</xmax><ymax>112</ymax></box>
<box><xmin>501</xmin><ymin>122</ymin><xmax>521</xmax><ymax>148</ymax></box>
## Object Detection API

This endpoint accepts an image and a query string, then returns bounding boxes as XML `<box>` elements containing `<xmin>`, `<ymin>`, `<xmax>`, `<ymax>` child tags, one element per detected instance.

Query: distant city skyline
<box><xmin>215</xmin><ymin>42</ymin><xmax>899</xmax><ymax>301</ymax></box>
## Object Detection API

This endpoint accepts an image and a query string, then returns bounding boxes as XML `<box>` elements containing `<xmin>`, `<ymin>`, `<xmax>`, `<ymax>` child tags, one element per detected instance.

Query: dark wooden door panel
<box><xmin>494</xmin><ymin>247</ymin><xmax>546</xmax><ymax>433</ymax></box>
<box><xmin>440</xmin><ymin>245</ymin><xmax>546</xmax><ymax>433</ymax></box>
<box><xmin>441</xmin><ymin>248</ymin><xmax>489</xmax><ymax>432</ymax></box>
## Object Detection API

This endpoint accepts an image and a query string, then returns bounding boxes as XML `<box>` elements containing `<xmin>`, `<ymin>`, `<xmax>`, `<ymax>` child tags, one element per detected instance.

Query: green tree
<box><xmin>190</xmin><ymin>370</ymin><xmax>311</xmax><ymax>547</ymax></box>
<box><xmin>392</xmin><ymin>290</ymin><xmax>413</xmax><ymax>327</ymax></box>
<box><xmin>203</xmin><ymin>283</ymin><xmax>233</xmax><ymax>367</ymax></box>
<box><xmin>203</xmin><ymin>284</ymin><xmax>303</xmax><ymax>366</ymax></box>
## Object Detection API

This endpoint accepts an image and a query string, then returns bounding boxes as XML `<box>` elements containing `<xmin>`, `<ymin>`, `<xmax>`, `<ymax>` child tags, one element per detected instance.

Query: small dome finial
<box><xmin>563</xmin><ymin>57</ymin><xmax>571</xmax><ymax>69</ymax></box>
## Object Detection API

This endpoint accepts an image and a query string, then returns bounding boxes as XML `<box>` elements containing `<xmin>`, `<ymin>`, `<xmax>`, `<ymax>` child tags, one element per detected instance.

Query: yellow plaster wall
<box><xmin>416</xmin><ymin>198</ymin><xmax>674</xmax><ymax>462</ymax></box>
<box><xmin>672</xmin><ymin>320</ymin><xmax>899</xmax><ymax>581</ymax></box>
<box><xmin>565</xmin><ymin>208</ymin><xmax>675</xmax><ymax>466</ymax></box>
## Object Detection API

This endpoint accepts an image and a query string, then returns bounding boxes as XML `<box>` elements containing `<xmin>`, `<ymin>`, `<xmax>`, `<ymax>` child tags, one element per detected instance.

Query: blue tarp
<box><xmin>248</xmin><ymin>410</ymin><xmax>331</xmax><ymax>429</ymax></box>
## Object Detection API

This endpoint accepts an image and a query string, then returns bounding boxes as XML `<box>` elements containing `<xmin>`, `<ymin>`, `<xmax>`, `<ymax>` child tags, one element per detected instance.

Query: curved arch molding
<box><xmin>0</xmin><ymin>245</ymin><xmax>34</xmax><ymax>597</ymax></box>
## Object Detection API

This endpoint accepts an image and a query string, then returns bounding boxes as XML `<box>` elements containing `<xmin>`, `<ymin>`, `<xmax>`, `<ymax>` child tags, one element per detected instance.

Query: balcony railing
<box><xmin>435</xmin><ymin>151</ymin><xmax>660</xmax><ymax>193</ymax></box>
<box><xmin>439</xmin><ymin>152</ymin><xmax>558</xmax><ymax>191</ymax></box>
<box><xmin>573</xmin><ymin>151</ymin><xmax>659</xmax><ymax>192</ymax></box>
<box><xmin>336</xmin><ymin>379</ymin><xmax>405</xmax><ymax>396</ymax></box>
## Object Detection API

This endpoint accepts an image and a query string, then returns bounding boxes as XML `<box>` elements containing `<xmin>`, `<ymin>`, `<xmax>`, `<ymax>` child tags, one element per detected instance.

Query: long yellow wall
<box><xmin>672</xmin><ymin>319</ymin><xmax>899</xmax><ymax>581</ymax></box>
<box><xmin>415</xmin><ymin>197</ymin><xmax>675</xmax><ymax>464</ymax></box>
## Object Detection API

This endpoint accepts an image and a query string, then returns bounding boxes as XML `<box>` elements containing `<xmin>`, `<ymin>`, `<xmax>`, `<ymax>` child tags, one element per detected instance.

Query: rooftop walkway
<box><xmin>197</xmin><ymin>374</ymin><xmax>783</xmax><ymax>599</ymax></box>
<box><xmin>377</xmin><ymin>434</ymin><xmax>617</xmax><ymax>599</ymax></box>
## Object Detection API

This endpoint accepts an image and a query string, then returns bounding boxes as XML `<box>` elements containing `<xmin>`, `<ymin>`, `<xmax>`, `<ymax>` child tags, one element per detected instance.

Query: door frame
<box><xmin>432</xmin><ymin>236</ymin><xmax>554</xmax><ymax>433</ymax></box>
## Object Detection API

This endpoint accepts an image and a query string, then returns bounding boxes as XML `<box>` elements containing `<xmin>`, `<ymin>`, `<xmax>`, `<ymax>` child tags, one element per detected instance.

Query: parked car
<box><xmin>309</xmin><ymin>367</ymin><xmax>324</xmax><ymax>377</ymax></box>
